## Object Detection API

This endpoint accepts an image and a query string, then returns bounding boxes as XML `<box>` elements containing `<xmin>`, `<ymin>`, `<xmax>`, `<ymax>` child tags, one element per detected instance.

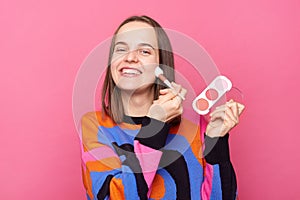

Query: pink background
<box><xmin>1</xmin><ymin>0</ymin><xmax>299</xmax><ymax>199</ymax></box>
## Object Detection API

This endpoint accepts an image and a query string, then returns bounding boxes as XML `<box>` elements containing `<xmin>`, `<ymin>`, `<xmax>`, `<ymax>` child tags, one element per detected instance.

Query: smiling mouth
<box><xmin>120</xmin><ymin>67</ymin><xmax>142</xmax><ymax>76</ymax></box>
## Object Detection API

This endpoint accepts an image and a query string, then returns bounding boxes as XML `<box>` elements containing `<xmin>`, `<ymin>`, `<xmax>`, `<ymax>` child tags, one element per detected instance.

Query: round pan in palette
<box><xmin>192</xmin><ymin>75</ymin><xmax>232</xmax><ymax>115</ymax></box>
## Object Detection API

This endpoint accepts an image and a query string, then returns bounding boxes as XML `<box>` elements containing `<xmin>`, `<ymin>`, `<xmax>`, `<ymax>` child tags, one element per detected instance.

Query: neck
<box><xmin>121</xmin><ymin>86</ymin><xmax>154</xmax><ymax>117</ymax></box>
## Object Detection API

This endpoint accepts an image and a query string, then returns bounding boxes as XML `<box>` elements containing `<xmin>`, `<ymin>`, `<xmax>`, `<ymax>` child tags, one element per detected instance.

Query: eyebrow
<box><xmin>114</xmin><ymin>41</ymin><xmax>155</xmax><ymax>50</ymax></box>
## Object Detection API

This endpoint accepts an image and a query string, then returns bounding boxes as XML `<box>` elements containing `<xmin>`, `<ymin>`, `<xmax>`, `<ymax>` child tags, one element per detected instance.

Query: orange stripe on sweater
<box><xmin>82</xmin><ymin>157</ymin><xmax>122</xmax><ymax>200</ymax></box>
<box><xmin>170</xmin><ymin>118</ymin><xmax>204</xmax><ymax>166</ymax></box>
<box><xmin>85</xmin><ymin>157</ymin><xmax>121</xmax><ymax>172</ymax></box>
<box><xmin>149</xmin><ymin>174</ymin><xmax>165</xmax><ymax>199</ymax></box>
<box><xmin>110</xmin><ymin>178</ymin><xmax>125</xmax><ymax>200</ymax></box>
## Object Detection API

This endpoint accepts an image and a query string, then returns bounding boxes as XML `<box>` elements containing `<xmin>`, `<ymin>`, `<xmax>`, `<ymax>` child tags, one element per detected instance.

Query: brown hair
<box><xmin>101</xmin><ymin>15</ymin><xmax>179</xmax><ymax>124</ymax></box>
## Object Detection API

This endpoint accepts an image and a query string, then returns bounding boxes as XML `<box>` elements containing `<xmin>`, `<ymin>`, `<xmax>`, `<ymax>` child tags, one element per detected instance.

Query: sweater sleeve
<box><xmin>80</xmin><ymin>112</ymin><xmax>130</xmax><ymax>200</ymax></box>
<box><xmin>134</xmin><ymin>116</ymin><xmax>170</xmax><ymax>150</ymax></box>
<box><xmin>202</xmin><ymin>134</ymin><xmax>238</xmax><ymax>200</ymax></box>
<box><xmin>80</xmin><ymin>113</ymin><xmax>169</xmax><ymax>200</ymax></box>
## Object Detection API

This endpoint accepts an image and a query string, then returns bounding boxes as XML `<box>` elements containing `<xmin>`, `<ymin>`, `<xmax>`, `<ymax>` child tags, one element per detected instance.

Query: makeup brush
<box><xmin>155</xmin><ymin>66</ymin><xmax>185</xmax><ymax>100</ymax></box>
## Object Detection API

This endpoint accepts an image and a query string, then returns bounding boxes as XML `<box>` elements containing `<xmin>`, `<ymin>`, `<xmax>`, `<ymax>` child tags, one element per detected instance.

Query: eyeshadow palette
<box><xmin>192</xmin><ymin>75</ymin><xmax>232</xmax><ymax>115</ymax></box>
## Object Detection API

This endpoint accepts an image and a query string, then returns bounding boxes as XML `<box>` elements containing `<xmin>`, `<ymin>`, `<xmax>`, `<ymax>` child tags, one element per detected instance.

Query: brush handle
<box><xmin>164</xmin><ymin>80</ymin><xmax>185</xmax><ymax>100</ymax></box>
<box><xmin>156</xmin><ymin>66</ymin><xmax>185</xmax><ymax>100</ymax></box>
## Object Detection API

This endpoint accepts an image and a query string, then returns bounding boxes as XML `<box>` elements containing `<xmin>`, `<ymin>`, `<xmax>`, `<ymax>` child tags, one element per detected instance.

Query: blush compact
<box><xmin>192</xmin><ymin>75</ymin><xmax>232</xmax><ymax>115</ymax></box>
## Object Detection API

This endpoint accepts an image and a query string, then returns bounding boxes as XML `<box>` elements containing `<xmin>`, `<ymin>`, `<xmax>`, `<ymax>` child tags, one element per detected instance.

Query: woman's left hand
<box><xmin>205</xmin><ymin>99</ymin><xmax>245</xmax><ymax>138</ymax></box>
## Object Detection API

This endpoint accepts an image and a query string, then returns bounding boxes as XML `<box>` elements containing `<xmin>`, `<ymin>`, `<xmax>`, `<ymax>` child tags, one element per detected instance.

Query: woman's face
<box><xmin>110</xmin><ymin>21</ymin><xmax>159</xmax><ymax>93</ymax></box>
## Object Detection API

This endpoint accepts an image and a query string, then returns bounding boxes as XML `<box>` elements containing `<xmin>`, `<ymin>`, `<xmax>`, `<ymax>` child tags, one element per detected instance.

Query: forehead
<box><xmin>115</xmin><ymin>21</ymin><xmax>158</xmax><ymax>48</ymax></box>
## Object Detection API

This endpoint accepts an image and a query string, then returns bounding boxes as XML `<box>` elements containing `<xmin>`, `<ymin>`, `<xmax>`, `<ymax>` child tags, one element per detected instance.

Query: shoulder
<box><xmin>181</xmin><ymin>117</ymin><xmax>200</xmax><ymax>129</ymax></box>
<box><xmin>168</xmin><ymin>117</ymin><xmax>203</xmax><ymax>157</ymax></box>
<box><xmin>81</xmin><ymin>111</ymin><xmax>116</xmax><ymax>128</ymax></box>
<box><xmin>169</xmin><ymin>117</ymin><xmax>201</xmax><ymax>143</ymax></box>
<box><xmin>80</xmin><ymin>111</ymin><xmax>117</xmax><ymax>150</ymax></box>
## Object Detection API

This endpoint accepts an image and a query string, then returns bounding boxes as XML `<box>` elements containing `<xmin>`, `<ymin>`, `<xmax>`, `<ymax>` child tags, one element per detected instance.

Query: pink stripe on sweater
<box><xmin>134</xmin><ymin>140</ymin><xmax>163</xmax><ymax>198</ymax></box>
<box><xmin>81</xmin><ymin>146</ymin><xmax>118</xmax><ymax>169</ymax></box>
<box><xmin>200</xmin><ymin>115</ymin><xmax>208</xmax><ymax>149</ymax></box>
<box><xmin>201</xmin><ymin>163</ymin><xmax>213</xmax><ymax>200</ymax></box>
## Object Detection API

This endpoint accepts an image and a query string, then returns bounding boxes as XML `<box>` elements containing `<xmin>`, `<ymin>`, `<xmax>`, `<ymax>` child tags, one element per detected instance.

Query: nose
<box><xmin>124</xmin><ymin>49</ymin><xmax>138</xmax><ymax>63</ymax></box>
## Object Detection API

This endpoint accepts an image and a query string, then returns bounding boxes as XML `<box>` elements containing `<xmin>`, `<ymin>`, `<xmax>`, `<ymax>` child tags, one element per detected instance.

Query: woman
<box><xmin>80</xmin><ymin>15</ymin><xmax>244</xmax><ymax>200</ymax></box>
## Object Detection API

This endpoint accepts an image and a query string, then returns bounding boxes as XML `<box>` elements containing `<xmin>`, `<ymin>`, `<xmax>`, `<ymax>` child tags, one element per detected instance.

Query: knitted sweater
<box><xmin>80</xmin><ymin>111</ymin><xmax>237</xmax><ymax>200</ymax></box>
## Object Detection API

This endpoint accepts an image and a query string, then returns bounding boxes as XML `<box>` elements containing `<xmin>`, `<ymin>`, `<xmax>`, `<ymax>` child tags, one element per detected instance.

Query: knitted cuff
<box><xmin>204</xmin><ymin>134</ymin><xmax>230</xmax><ymax>164</ymax></box>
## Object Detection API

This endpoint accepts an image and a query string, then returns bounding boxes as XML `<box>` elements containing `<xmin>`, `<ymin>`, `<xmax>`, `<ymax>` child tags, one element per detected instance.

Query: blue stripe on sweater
<box><xmin>210</xmin><ymin>164</ymin><xmax>222</xmax><ymax>200</ymax></box>
<box><xmin>97</xmin><ymin>126</ymin><xmax>139</xmax><ymax>147</ymax></box>
<box><xmin>90</xmin><ymin>169</ymin><xmax>120</xmax><ymax>200</ymax></box>
<box><xmin>86</xmin><ymin>193</ymin><xmax>91</xmax><ymax>200</ymax></box>
<box><xmin>116</xmin><ymin>165</ymin><xmax>140</xmax><ymax>200</ymax></box>
<box><xmin>164</xmin><ymin>134</ymin><xmax>204</xmax><ymax>200</ymax></box>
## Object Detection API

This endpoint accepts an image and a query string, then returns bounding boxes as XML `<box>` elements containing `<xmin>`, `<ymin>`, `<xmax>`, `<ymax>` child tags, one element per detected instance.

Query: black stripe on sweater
<box><xmin>204</xmin><ymin>134</ymin><xmax>237</xmax><ymax>200</ymax></box>
<box><xmin>159</xmin><ymin>149</ymin><xmax>191</xmax><ymax>200</ymax></box>
<box><xmin>97</xmin><ymin>175</ymin><xmax>113</xmax><ymax>200</ymax></box>
<box><xmin>111</xmin><ymin>142</ymin><xmax>148</xmax><ymax>200</ymax></box>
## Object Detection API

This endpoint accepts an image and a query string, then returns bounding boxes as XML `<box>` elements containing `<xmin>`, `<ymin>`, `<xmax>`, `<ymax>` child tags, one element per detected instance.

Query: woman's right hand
<box><xmin>147</xmin><ymin>82</ymin><xmax>187</xmax><ymax>122</ymax></box>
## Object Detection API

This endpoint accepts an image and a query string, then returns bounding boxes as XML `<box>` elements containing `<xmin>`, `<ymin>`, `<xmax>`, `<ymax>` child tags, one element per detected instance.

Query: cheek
<box><xmin>110</xmin><ymin>63</ymin><xmax>118</xmax><ymax>83</ymax></box>
<box><xmin>111</xmin><ymin>54</ymin><xmax>124</xmax><ymax>64</ymax></box>
<box><xmin>110</xmin><ymin>61</ymin><xmax>117</xmax><ymax>71</ymax></box>
<box><xmin>143</xmin><ymin>55</ymin><xmax>159</xmax><ymax>68</ymax></box>
<box><xmin>144</xmin><ymin>66</ymin><xmax>157</xmax><ymax>81</ymax></box>
<box><xmin>144</xmin><ymin>57</ymin><xmax>159</xmax><ymax>78</ymax></box>
<box><xmin>110</xmin><ymin>55</ymin><xmax>123</xmax><ymax>73</ymax></box>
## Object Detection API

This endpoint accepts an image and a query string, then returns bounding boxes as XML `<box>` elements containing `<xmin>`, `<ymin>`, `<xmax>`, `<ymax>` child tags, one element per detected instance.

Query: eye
<box><xmin>138</xmin><ymin>48</ymin><xmax>152</xmax><ymax>56</ymax></box>
<box><xmin>114</xmin><ymin>46</ymin><xmax>128</xmax><ymax>53</ymax></box>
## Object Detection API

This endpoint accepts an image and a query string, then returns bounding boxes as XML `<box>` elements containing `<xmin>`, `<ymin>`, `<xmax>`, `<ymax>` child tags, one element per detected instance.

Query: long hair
<box><xmin>101</xmin><ymin>15</ymin><xmax>180</xmax><ymax>124</ymax></box>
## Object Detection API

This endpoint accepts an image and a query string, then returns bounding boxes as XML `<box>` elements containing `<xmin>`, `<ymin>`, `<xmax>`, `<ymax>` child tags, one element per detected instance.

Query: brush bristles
<box><xmin>154</xmin><ymin>66</ymin><xmax>164</xmax><ymax>77</ymax></box>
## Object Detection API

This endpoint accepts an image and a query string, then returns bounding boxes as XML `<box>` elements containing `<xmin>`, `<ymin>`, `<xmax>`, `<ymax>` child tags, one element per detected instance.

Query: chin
<box><xmin>116</xmin><ymin>81</ymin><xmax>155</xmax><ymax>93</ymax></box>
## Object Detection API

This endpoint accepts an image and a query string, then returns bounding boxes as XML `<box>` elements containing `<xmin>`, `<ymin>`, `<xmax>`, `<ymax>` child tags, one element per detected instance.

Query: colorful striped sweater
<box><xmin>80</xmin><ymin>111</ymin><xmax>237</xmax><ymax>200</ymax></box>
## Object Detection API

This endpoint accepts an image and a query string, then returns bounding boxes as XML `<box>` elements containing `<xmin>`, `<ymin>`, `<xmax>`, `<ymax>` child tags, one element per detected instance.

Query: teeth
<box><xmin>122</xmin><ymin>68</ymin><xmax>141</xmax><ymax>75</ymax></box>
